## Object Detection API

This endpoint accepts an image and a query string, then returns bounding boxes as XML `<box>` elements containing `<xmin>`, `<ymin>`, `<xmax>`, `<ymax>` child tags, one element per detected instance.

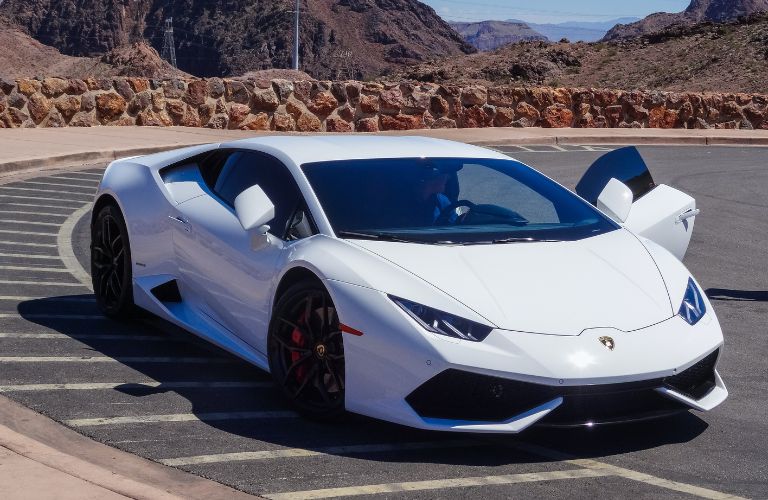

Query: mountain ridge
<box><xmin>604</xmin><ymin>0</ymin><xmax>768</xmax><ymax>40</ymax></box>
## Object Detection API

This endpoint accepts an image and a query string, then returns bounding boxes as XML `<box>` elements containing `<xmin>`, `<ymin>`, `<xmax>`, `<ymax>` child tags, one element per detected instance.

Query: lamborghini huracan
<box><xmin>90</xmin><ymin>136</ymin><xmax>727</xmax><ymax>432</ymax></box>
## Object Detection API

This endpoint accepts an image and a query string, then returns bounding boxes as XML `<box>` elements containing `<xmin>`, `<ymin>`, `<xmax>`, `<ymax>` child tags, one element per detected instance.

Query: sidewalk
<box><xmin>0</xmin><ymin>395</ymin><xmax>256</xmax><ymax>500</ymax></box>
<box><xmin>2</xmin><ymin>126</ymin><xmax>768</xmax><ymax>175</ymax></box>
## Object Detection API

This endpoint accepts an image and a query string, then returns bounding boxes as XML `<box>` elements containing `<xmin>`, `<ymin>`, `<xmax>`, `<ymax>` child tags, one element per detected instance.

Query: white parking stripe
<box><xmin>0</xmin><ymin>211</ymin><xmax>69</xmax><ymax>217</ymax></box>
<box><xmin>22</xmin><ymin>181</ymin><xmax>97</xmax><ymax>190</ymax></box>
<box><xmin>58</xmin><ymin>204</ymin><xmax>93</xmax><ymax>290</ymax></box>
<box><xmin>0</xmin><ymin>253</ymin><xmax>61</xmax><ymax>260</ymax></box>
<box><xmin>64</xmin><ymin>172</ymin><xmax>103</xmax><ymax>177</ymax></box>
<box><xmin>160</xmin><ymin>440</ymin><xmax>480</xmax><ymax>467</ymax></box>
<box><xmin>0</xmin><ymin>186</ymin><xmax>93</xmax><ymax>198</ymax></box>
<box><xmin>50</xmin><ymin>176</ymin><xmax>101</xmax><ymax>183</ymax></box>
<box><xmin>0</xmin><ymin>314</ymin><xmax>103</xmax><ymax>319</ymax></box>
<box><xmin>0</xmin><ymin>194</ymin><xmax>84</xmax><ymax>205</ymax></box>
<box><xmin>0</xmin><ymin>356</ymin><xmax>231</xmax><ymax>363</ymax></box>
<box><xmin>512</xmin><ymin>443</ymin><xmax>747</xmax><ymax>500</ymax></box>
<box><xmin>0</xmin><ymin>265</ymin><xmax>69</xmax><ymax>273</ymax></box>
<box><xmin>0</xmin><ymin>219</ymin><xmax>61</xmax><ymax>227</ymax></box>
<box><xmin>0</xmin><ymin>381</ymin><xmax>271</xmax><ymax>392</ymax></box>
<box><xmin>0</xmin><ymin>296</ymin><xmax>91</xmax><ymax>301</ymax></box>
<box><xmin>0</xmin><ymin>229</ymin><xmax>57</xmax><ymax>237</ymax></box>
<box><xmin>0</xmin><ymin>201</ymin><xmax>79</xmax><ymax>210</ymax></box>
<box><xmin>0</xmin><ymin>333</ymin><xmax>169</xmax><ymax>340</ymax></box>
<box><xmin>66</xmin><ymin>410</ymin><xmax>297</xmax><ymax>427</ymax></box>
<box><xmin>0</xmin><ymin>280</ymin><xmax>83</xmax><ymax>286</ymax></box>
<box><xmin>264</xmin><ymin>469</ymin><xmax>612</xmax><ymax>500</ymax></box>
<box><xmin>0</xmin><ymin>242</ymin><xmax>58</xmax><ymax>249</ymax></box>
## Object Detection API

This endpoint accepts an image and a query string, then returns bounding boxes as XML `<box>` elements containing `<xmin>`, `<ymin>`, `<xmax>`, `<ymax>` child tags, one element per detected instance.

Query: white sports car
<box><xmin>91</xmin><ymin>136</ymin><xmax>727</xmax><ymax>432</ymax></box>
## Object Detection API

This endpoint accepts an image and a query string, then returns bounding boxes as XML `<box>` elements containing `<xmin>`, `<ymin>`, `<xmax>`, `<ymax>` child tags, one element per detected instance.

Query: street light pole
<box><xmin>293</xmin><ymin>0</ymin><xmax>300</xmax><ymax>70</ymax></box>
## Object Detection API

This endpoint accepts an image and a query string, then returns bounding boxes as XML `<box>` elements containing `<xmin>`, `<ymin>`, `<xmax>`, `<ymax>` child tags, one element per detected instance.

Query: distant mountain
<box><xmin>604</xmin><ymin>0</ymin><xmax>768</xmax><ymax>40</ymax></box>
<box><xmin>450</xmin><ymin>20</ymin><xmax>547</xmax><ymax>51</ymax></box>
<box><xmin>507</xmin><ymin>18</ymin><xmax>640</xmax><ymax>42</ymax></box>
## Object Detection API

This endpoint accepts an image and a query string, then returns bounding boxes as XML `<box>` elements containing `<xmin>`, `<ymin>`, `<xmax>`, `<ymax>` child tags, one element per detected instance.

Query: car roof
<box><xmin>217</xmin><ymin>135</ymin><xmax>511</xmax><ymax>165</ymax></box>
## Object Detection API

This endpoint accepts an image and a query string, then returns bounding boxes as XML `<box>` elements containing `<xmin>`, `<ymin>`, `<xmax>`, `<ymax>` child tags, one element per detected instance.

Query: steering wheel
<box><xmin>435</xmin><ymin>199</ymin><xmax>476</xmax><ymax>225</ymax></box>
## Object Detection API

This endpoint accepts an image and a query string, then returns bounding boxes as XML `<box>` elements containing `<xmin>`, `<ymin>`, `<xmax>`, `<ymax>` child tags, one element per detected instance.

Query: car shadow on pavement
<box><xmin>17</xmin><ymin>295</ymin><xmax>708</xmax><ymax>467</ymax></box>
<box><xmin>705</xmin><ymin>288</ymin><xmax>768</xmax><ymax>302</ymax></box>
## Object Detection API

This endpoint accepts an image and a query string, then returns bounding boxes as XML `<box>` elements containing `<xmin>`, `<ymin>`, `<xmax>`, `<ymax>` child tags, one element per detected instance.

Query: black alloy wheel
<box><xmin>268</xmin><ymin>281</ymin><xmax>345</xmax><ymax>419</ymax></box>
<box><xmin>91</xmin><ymin>204</ymin><xmax>134</xmax><ymax>318</ymax></box>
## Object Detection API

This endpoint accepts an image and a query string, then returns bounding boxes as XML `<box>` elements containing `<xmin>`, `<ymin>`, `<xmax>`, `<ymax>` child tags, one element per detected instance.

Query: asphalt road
<box><xmin>0</xmin><ymin>145</ymin><xmax>765</xmax><ymax>499</ymax></box>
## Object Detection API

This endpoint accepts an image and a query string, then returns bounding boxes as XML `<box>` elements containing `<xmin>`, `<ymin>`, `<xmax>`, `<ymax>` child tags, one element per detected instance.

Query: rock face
<box><xmin>0</xmin><ymin>0</ymin><xmax>475</xmax><ymax>79</ymax></box>
<box><xmin>1</xmin><ymin>76</ymin><xmax>766</xmax><ymax>131</ymax></box>
<box><xmin>450</xmin><ymin>21</ymin><xmax>547</xmax><ymax>51</ymax></box>
<box><xmin>604</xmin><ymin>0</ymin><xmax>768</xmax><ymax>40</ymax></box>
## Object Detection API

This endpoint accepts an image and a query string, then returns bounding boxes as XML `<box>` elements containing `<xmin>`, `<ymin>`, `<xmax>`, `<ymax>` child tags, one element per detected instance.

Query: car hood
<box><xmin>349</xmin><ymin>229</ymin><xmax>674</xmax><ymax>335</ymax></box>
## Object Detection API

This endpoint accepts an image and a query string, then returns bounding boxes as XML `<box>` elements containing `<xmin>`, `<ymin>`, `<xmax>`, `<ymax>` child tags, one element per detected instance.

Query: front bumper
<box><xmin>327</xmin><ymin>280</ymin><xmax>727</xmax><ymax>433</ymax></box>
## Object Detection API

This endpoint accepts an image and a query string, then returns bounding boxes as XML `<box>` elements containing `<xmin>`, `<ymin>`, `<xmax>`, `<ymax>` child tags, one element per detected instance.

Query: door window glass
<box><xmin>213</xmin><ymin>152</ymin><xmax>307</xmax><ymax>239</ymax></box>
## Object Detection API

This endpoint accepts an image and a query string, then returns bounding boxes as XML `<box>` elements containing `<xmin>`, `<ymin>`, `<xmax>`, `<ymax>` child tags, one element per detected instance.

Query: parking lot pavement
<box><xmin>0</xmin><ymin>146</ymin><xmax>765</xmax><ymax>499</ymax></box>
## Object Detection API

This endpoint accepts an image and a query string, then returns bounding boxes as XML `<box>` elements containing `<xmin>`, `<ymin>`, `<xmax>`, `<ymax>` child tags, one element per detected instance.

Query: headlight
<box><xmin>679</xmin><ymin>278</ymin><xmax>706</xmax><ymax>325</ymax></box>
<box><xmin>390</xmin><ymin>296</ymin><xmax>493</xmax><ymax>342</ymax></box>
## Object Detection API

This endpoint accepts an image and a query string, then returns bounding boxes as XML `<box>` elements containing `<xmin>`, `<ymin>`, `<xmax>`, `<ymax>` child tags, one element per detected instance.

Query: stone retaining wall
<box><xmin>1</xmin><ymin>77</ymin><xmax>766</xmax><ymax>130</ymax></box>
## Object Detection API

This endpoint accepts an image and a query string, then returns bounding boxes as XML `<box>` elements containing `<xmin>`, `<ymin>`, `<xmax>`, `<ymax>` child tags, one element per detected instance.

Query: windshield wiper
<box><xmin>336</xmin><ymin>230</ymin><xmax>420</xmax><ymax>244</ymax></box>
<box><xmin>491</xmin><ymin>237</ymin><xmax>561</xmax><ymax>244</ymax></box>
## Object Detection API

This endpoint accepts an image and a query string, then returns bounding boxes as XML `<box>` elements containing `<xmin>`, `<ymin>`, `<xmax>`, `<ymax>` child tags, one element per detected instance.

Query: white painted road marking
<box><xmin>0</xmin><ymin>201</ymin><xmax>81</xmax><ymax>210</ymax></box>
<box><xmin>0</xmin><ymin>253</ymin><xmax>62</xmax><ymax>261</ymax></box>
<box><xmin>50</xmin><ymin>175</ymin><xmax>101</xmax><ymax>183</ymax></box>
<box><xmin>58</xmin><ymin>203</ymin><xmax>93</xmax><ymax>290</ymax></box>
<box><xmin>0</xmin><ymin>314</ymin><xmax>104</xmax><ymax>319</ymax></box>
<box><xmin>0</xmin><ymin>229</ymin><xmax>57</xmax><ymax>237</ymax></box>
<box><xmin>22</xmin><ymin>181</ymin><xmax>98</xmax><ymax>190</ymax></box>
<box><xmin>0</xmin><ymin>265</ymin><xmax>70</xmax><ymax>273</ymax></box>
<box><xmin>264</xmin><ymin>469</ymin><xmax>612</xmax><ymax>500</ymax></box>
<box><xmin>67</xmin><ymin>410</ymin><xmax>298</xmax><ymax>427</ymax></box>
<box><xmin>0</xmin><ymin>194</ymin><xmax>84</xmax><ymax>205</ymax></box>
<box><xmin>0</xmin><ymin>211</ymin><xmax>69</xmax><ymax>217</ymax></box>
<box><xmin>0</xmin><ymin>356</ymin><xmax>232</xmax><ymax>364</ymax></box>
<box><xmin>511</xmin><ymin>443</ymin><xmax>747</xmax><ymax>500</ymax></box>
<box><xmin>0</xmin><ymin>332</ymin><xmax>171</xmax><ymax>340</ymax></box>
<box><xmin>0</xmin><ymin>186</ymin><xmax>94</xmax><ymax>198</ymax></box>
<box><xmin>160</xmin><ymin>440</ymin><xmax>481</xmax><ymax>467</ymax></box>
<box><xmin>0</xmin><ymin>280</ymin><xmax>84</xmax><ymax>286</ymax></box>
<box><xmin>0</xmin><ymin>219</ymin><xmax>62</xmax><ymax>227</ymax></box>
<box><xmin>0</xmin><ymin>380</ymin><xmax>271</xmax><ymax>392</ymax></box>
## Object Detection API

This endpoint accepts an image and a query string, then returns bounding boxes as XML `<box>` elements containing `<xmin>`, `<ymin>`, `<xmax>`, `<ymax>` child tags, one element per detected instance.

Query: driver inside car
<box><xmin>415</xmin><ymin>166</ymin><xmax>459</xmax><ymax>225</ymax></box>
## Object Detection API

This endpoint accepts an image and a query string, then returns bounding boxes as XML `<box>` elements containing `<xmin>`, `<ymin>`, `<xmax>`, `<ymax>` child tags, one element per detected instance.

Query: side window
<box><xmin>212</xmin><ymin>151</ymin><xmax>309</xmax><ymax>240</ymax></box>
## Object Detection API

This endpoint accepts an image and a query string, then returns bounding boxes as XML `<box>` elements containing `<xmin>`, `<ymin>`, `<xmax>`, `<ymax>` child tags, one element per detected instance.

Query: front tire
<box><xmin>268</xmin><ymin>280</ymin><xmax>345</xmax><ymax>420</ymax></box>
<box><xmin>91</xmin><ymin>204</ymin><xmax>134</xmax><ymax>319</ymax></box>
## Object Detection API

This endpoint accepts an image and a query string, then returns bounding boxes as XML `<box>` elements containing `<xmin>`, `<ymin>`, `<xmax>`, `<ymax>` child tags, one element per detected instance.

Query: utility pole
<box><xmin>161</xmin><ymin>18</ymin><xmax>177</xmax><ymax>68</ymax></box>
<box><xmin>292</xmin><ymin>0</ymin><xmax>300</xmax><ymax>70</ymax></box>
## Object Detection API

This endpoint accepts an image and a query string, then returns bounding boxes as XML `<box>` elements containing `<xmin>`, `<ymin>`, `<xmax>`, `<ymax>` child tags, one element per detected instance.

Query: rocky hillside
<box><xmin>0</xmin><ymin>19</ymin><xmax>186</xmax><ymax>80</ymax></box>
<box><xmin>604</xmin><ymin>0</ymin><xmax>768</xmax><ymax>40</ymax></box>
<box><xmin>0</xmin><ymin>0</ymin><xmax>474</xmax><ymax>79</ymax></box>
<box><xmin>396</xmin><ymin>14</ymin><xmax>768</xmax><ymax>94</ymax></box>
<box><xmin>450</xmin><ymin>21</ymin><xmax>546</xmax><ymax>51</ymax></box>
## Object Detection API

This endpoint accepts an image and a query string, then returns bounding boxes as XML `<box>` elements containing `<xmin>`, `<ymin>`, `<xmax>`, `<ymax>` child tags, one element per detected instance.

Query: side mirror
<box><xmin>234</xmin><ymin>185</ymin><xmax>275</xmax><ymax>233</ymax></box>
<box><xmin>597</xmin><ymin>178</ymin><xmax>633</xmax><ymax>223</ymax></box>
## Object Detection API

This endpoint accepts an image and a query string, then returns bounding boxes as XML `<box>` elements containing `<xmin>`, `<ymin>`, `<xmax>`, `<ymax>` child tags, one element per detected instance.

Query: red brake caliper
<box><xmin>291</xmin><ymin>311</ymin><xmax>308</xmax><ymax>382</ymax></box>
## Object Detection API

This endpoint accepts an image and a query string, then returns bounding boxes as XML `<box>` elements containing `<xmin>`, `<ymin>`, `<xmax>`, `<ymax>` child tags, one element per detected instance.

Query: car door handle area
<box><xmin>675</xmin><ymin>208</ymin><xmax>700</xmax><ymax>224</ymax></box>
<box><xmin>168</xmin><ymin>215</ymin><xmax>192</xmax><ymax>232</ymax></box>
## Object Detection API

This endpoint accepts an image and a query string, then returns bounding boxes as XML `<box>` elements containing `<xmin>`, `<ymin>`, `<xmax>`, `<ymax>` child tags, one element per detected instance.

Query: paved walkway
<box><xmin>2</xmin><ymin>126</ymin><xmax>768</xmax><ymax>175</ymax></box>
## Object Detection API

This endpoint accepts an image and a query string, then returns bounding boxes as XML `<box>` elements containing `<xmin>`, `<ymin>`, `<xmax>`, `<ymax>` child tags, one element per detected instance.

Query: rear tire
<box><xmin>91</xmin><ymin>204</ymin><xmax>134</xmax><ymax>319</ymax></box>
<box><xmin>268</xmin><ymin>280</ymin><xmax>346</xmax><ymax>420</ymax></box>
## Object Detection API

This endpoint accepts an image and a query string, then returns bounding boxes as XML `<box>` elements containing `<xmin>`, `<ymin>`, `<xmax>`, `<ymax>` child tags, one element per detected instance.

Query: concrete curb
<box><xmin>0</xmin><ymin>144</ymin><xmax>207</xmax><ymax>176</ymax></box>
<box><xmin>0</xmin><ymin>394</ymin><xmax>258</xmax><ymax>499</ymax></box>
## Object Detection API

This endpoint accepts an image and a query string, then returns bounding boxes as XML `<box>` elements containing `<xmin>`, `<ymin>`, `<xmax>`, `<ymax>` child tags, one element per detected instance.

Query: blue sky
<box><xmin>420</xmin><ymin>0</ymin><xmax>691</xmax><ymax>24</ymax></box>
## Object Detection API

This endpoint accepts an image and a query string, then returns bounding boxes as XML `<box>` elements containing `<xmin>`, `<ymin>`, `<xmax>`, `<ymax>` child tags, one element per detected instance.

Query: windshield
<box><xmin>302</xmin><ymin>157</ymin><xmax>618</xmax><ymax>244</ymax></box>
